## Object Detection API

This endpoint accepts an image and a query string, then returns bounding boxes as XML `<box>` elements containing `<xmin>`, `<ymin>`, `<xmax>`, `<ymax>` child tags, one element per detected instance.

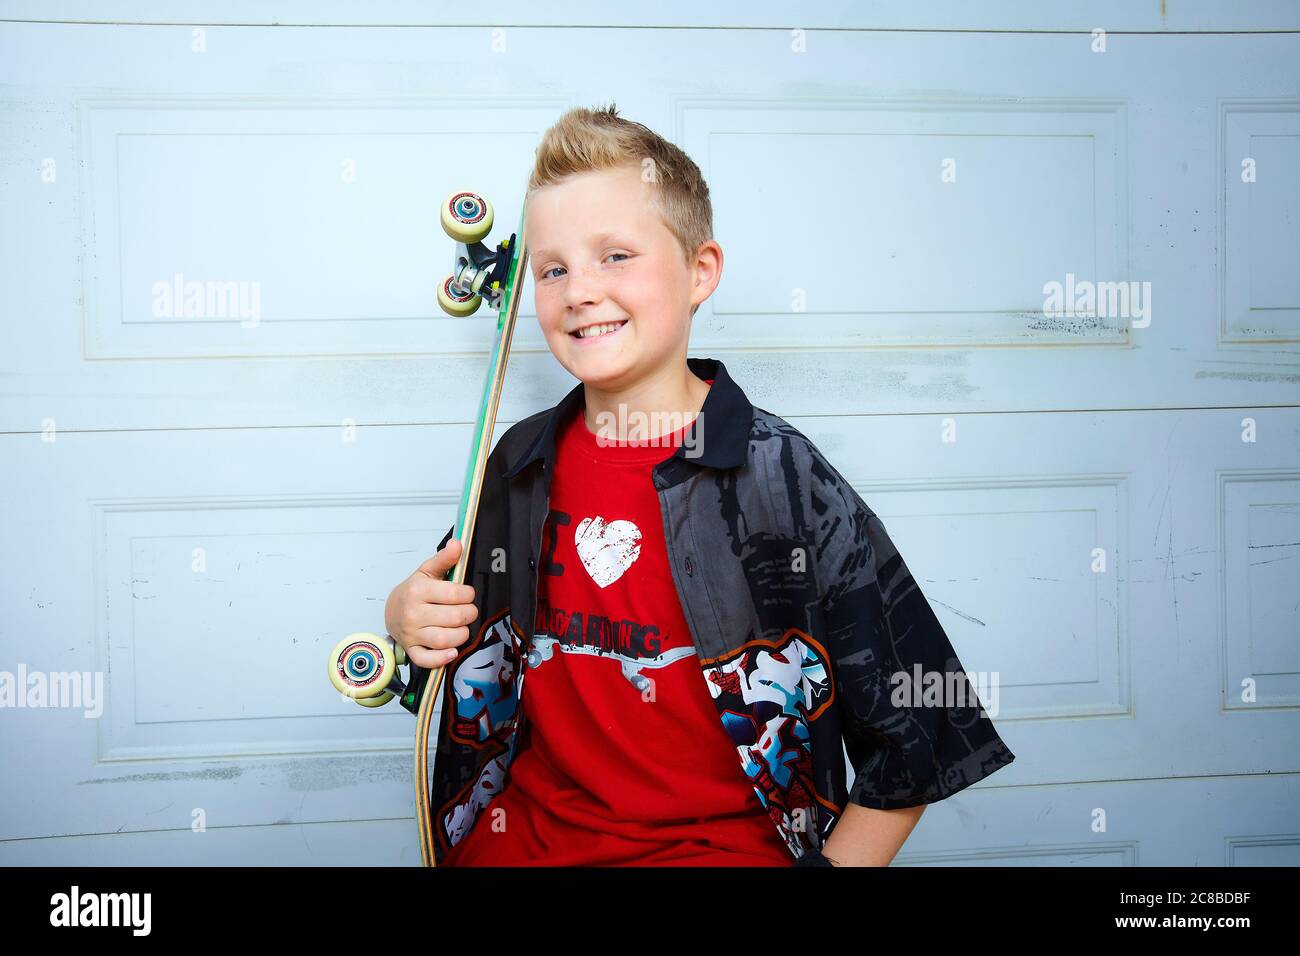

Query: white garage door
<box><xmin>1</xmin><ymin>1</ymin><xmax>1298</xmax><ymax>866</ymax></box>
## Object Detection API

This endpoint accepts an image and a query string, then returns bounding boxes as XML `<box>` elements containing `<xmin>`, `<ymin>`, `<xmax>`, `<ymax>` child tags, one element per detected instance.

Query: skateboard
<box><xmin>327</xmin><ymin>189</ymin><xmax>529</xmax><ymax>866</ymax></box>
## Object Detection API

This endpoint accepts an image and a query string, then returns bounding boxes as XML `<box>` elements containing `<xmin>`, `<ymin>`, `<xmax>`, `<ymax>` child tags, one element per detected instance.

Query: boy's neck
<box><xmin>580</xmin><ymin>359</ymin><xmax>711</xmax><ymax>443</ymax></box>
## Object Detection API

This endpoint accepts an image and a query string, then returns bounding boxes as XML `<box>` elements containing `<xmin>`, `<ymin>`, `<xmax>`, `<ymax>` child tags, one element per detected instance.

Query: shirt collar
<box><xmin>502</xmin><ymin>356</ymin><xmax>753</xmax><ymax>479</ymax></box>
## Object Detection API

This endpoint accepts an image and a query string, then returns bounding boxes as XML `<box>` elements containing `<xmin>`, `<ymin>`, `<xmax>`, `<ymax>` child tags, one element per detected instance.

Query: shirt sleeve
<box><xmin>814</xmin><ymin>459</ymin><xmax>1015</xmax><ymax>811</ymax></box>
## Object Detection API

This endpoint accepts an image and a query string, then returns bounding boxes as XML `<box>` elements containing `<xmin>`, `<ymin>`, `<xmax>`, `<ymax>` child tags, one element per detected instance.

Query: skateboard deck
<box><xmin>328</xmin><ymin>189</ymin><xmax>529</xmax><ymax>866</ymax></box>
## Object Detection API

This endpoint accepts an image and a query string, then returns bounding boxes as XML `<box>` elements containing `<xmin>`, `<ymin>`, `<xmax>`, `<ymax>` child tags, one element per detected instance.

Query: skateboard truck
<box><xmin>444</xmin><ymin>234</ymin><xmax>517</xmax><ymax>313</ymax></box>
<box><xmin>437</xmin><ymin>191</ymin><xmax>516</xmax><ymax>316</ymax></box>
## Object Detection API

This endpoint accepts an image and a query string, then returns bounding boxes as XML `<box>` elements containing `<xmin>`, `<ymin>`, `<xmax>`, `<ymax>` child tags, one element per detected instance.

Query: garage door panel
<box><xmin>80</xmin><ymin>99</ymin><xmax>549</xmax><ymax>359</ymax></box>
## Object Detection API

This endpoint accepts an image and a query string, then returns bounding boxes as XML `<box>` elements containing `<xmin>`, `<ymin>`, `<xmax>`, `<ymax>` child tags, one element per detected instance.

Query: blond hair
<box><xmin>526</xmin><ymin>103</ymin><xmax>713</xmax><ymax>315</ymax></box>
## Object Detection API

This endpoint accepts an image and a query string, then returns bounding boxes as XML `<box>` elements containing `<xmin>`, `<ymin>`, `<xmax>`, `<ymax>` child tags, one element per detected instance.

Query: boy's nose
<box><xmin>563</xmin><ymin>270</ymin><xmax>604</xmax><ymax>307</ymax></box>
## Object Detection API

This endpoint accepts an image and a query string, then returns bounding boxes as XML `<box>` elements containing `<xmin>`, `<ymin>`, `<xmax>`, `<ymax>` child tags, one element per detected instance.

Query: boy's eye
<box><xmin>538</xmin><ymin>253</ymin><xmax>629</xmax><ymax>281</ymax></box>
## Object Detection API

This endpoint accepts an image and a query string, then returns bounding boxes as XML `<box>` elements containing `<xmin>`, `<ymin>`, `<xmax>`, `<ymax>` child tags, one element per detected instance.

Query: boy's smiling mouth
<box><xmin>568</xmin><ymin>319</ymin><xmax>629</xmax><ymax>342</ymax></box>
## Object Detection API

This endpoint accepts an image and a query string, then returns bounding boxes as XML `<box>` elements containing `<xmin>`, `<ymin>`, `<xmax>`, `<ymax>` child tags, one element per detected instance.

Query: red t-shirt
<box><xmin>443</xmin><ymin>380</ymin><xmax>793</xmax><ymax>866</ymax></box>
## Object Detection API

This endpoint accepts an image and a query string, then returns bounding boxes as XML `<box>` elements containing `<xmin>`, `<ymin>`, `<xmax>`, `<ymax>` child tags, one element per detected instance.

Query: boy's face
<box><xmin>526</xmin><ymin>165</ymin><xmax>718</xmax><ymax>390</ymax></box>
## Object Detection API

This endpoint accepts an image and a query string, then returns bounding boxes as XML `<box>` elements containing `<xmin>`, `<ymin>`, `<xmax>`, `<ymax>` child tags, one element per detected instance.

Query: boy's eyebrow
<box><xmin>531</xmin><ymin>232</ymin><xmax>625</xmax><ymax>260</ymax></box>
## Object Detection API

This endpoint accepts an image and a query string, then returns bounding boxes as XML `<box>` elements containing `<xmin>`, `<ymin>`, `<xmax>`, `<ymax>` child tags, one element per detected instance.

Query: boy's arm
<box><xmin>820</xmin><ymin>802</ymin><xmax>926</xmax><ymax>866</ymax></box>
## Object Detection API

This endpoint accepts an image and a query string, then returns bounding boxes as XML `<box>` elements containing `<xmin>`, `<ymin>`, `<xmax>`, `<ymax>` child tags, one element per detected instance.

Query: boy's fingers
<box><xmin>409</xmin><ymin>574</ymin><xmax>475</xmax><ymax>606</ymax></box>
<box><xmin>406</xmin><ymin>600</ymin><xmax>477</xmax><ymax>633</ymax></box>
<box><xmin>410</xmin><ymin>620</ymin><xmax>474</xmax><ymax>648</ymax></box>
<box><xmin>405</xmin><ymin>644</ymin><xmax>460</xmax><ymax>669</ymax></box>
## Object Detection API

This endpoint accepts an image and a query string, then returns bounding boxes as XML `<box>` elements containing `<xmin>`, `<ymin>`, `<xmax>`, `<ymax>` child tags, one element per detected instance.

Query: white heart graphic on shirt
<box><xmin>574</xmin><ymin>516</ymin><xmax>642</xmax><ymax>588</ymax></box>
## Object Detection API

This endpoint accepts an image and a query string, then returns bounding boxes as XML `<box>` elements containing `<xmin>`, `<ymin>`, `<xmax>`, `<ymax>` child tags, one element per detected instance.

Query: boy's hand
<box><xmin>384</xmin><ymin>537</ymin><xmax>478</xmax><ymax>669</ymax></box>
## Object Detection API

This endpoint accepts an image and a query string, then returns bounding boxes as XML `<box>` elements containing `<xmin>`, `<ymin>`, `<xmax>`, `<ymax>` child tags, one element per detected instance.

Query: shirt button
<box><xmin>684</xmin><ymin>555</ymin><xmax>694</xmax><ymax>576</ymax></box>
<box><xmin>528</xmin><ymin>557</ymin><xmax>536</xmax><ymax>569</ymax></box>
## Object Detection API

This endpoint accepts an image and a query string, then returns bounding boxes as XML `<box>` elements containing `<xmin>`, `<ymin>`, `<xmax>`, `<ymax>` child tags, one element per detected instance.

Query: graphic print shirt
<box><xmin>443</xmin><ymin>380</ymin><xmax>793</xmax><ymax>866</ymax></box>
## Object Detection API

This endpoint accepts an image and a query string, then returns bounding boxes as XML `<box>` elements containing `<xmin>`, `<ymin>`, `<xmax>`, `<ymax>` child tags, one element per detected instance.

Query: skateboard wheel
<box><xmin>328</xmin><ymin>631</ymin><xmax>397</xmax><ymax>700</ymax></box>
<box><xmin>354</xmin><ymin>690</ymin><xmax>394</xmax><ymax>708</ymax></box>
<box><xmin>440</xmin><ymin>191</ymin><xmax>493</xmax><ymax>244</ymax></box>
<box><xmin>438</xmin><ymin>274</ymin><xmax>481</xmax><ymax>317</ymax></box>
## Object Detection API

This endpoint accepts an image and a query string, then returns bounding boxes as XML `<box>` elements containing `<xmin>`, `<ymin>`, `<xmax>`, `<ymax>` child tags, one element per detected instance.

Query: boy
<box><xmin>385</xmin><ymin>104</ymin><xmax>1015</xmax><ymax>866</ymax></box>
